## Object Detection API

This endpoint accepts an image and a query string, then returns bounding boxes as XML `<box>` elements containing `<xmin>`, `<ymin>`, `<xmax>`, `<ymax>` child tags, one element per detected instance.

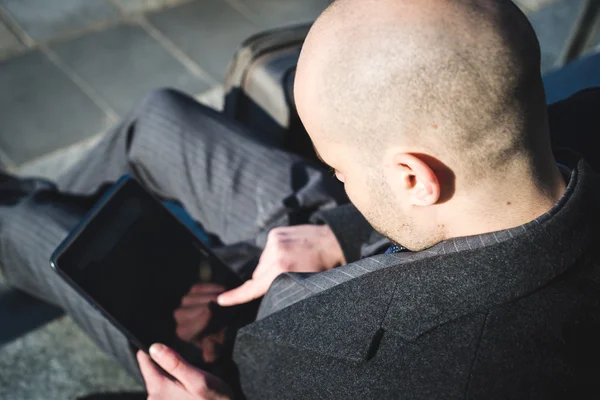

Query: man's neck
<box><xmin>441</xmin><ymin>163</ymin><xmax>568</xmax><ymax>240</ymax></box>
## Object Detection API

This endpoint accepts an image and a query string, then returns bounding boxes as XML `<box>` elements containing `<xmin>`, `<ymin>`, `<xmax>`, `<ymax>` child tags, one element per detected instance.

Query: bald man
<box><xmin>2</xmin><ymin>0</ymin><xmax>600</xmax><ymax>399</ymax></box>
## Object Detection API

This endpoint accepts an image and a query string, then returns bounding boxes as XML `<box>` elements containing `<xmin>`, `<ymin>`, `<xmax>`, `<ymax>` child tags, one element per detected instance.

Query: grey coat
<box><xmin>233</xmin><ymin>159</ymin><xmax>600</xmax><ymax>399</ymax></box>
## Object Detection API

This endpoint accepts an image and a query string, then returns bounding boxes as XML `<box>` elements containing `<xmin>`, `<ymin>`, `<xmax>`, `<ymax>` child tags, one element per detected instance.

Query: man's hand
<box><xmin>217</xmin><ymin>224</ymin><xmax>345</xmax><ymax>307</ymax></box>
<box><xmin>174</xmin><ymin>283</ymin><xmax>226</xmax><ymax>363</ymax></box>
<box><xmin>137</xmin><ymin>344</ymin><xmax>233</xmax><ymax>400</ymax></box>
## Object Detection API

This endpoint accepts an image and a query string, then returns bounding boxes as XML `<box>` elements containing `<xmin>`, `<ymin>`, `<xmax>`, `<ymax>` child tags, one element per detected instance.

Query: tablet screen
<box><xmin>51</xmin><ymin>177</ymin><xmax>241</xmax><ymax>352</ymax></box>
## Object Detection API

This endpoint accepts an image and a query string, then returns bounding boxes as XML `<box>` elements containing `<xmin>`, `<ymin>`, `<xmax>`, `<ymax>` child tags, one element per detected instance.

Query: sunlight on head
<box><xmin>295</xmin><ymin>0</ymin><xmax>563</xmax><ymax>250</ymax></box>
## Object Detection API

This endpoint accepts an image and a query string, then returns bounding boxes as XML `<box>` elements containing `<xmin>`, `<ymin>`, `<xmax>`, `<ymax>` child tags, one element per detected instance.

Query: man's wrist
<box><xmin>310</xmin><ymin>204</ymin><xmax>374</xmax><ymax>264</ymax></box>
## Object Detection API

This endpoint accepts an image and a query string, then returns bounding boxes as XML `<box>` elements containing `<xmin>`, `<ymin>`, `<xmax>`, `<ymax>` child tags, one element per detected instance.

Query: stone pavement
<box><xmin>0</xmin><ymin>0</ymin><xmax>598</xmax><ymax>171</ymax></box>
<box><xmin>0</xmin><ymin>0</ymin><xmax>598</xmax><ymax>399</ymax></box>
<box><xmin>0</xmin><ymin>1</ymin><xmax>334</xmax><ymax>398</ymax></box>
<box><xmin>0</xmin><ymin>0</ymin><xmax>333</xmax><ymax>170</ymax></box>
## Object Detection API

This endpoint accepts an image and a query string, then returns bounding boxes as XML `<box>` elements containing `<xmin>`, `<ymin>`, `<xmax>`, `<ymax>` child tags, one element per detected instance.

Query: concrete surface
<box><xmin>0</xmin><ymin>0</ymin><xmax>596</xmax><ymax>399</ymax></box>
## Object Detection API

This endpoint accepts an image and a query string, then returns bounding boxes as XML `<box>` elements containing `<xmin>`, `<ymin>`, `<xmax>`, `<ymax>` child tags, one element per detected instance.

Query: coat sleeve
<box><xmin>310</xmin><ymin>203</ymin><xmax>387</xmax><ymax>263</ymax></box>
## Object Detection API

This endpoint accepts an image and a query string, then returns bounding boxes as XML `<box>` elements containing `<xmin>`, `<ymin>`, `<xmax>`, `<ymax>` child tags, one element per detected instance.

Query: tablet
<box><xmin>50</xmin><ymin>175</ymin><xmax>243</xmax><ymax>355</ymax></box>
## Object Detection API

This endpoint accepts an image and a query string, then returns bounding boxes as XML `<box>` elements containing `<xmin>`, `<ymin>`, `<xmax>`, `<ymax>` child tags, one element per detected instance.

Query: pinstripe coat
<box><xmin>232</xmin><ymin>159</ymin><xmax>600</xmax><ymax>399</ymax></box>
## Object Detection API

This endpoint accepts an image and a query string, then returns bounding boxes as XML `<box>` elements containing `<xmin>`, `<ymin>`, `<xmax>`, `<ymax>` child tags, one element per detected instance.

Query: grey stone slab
<box><xmin>527</xmin><ymin>0</ymin><xmax>584</xmax><ymax>71</ymax></box>
<box><xmin>233</xmin><ymin>0</ymin><xmax>332</xmax><ymax>29</ymax></box>
<box><xmin>111</xmin><ymin>0</ymin><xmax>188</xmax><ymax>14</ymax></box>
<box><xmin>17</xmin><ymin>134</ymin><xmax>104</xmax><ymax>180</ymax></box>
<box><xmin>514</xmin><ymin>0</ymin><xmax>560</xmax><ymax>13</ymax></box>
<box><xmin>583</xmin><ymin>12</ymin><xmax>600</xmax><ymax>55</ymax></box>
<box><xmin>0</xmin><ymin>19</ymin><xmax>24</xmax><ymax>58</ymax></box>
<box><xmin>51</xmin><ymin>22</ymin><xmax>211</xmax><ymax>116</ymax></box>
<box><xmin>0</xmin><ymin>0</ymin><xmax>119</xmax><ymax>41</ymax></box>
<box><xmin>148</xmin><ymin>0</ymin><xmax>260</xmax><ymax>82</ymax></box>
<box><xmin>0</xmin><ymin>51</ymin><xmax>109</xmax><ymax>165</ymax></box>
<box><xmin>0</xmin><ymin>316</ymin><xmax>141</xmax><ymax>400</ymax></box>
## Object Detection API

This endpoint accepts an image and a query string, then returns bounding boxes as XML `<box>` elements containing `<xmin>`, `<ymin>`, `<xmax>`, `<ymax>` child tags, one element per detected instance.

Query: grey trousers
<box><xmin>0</xmin><ymin>88</ymin><xmax>345</xmax><ymax>381</ymax></box>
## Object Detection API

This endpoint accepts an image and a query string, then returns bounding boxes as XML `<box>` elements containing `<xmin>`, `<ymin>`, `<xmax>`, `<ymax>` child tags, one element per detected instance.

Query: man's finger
<box><xmin>196</xmin><ymin>329</ymin><xmax>227</xmax><ymax>363</ymax></box>
<box><xmin>217</xmin><ymin>278</ymin><xmax>268</xmax><ymax>307</ymax></box>
<box><xmin>149</xmin><ymin>343</ymin><xmax>208</xmax><ymax>392</ymax></box>
<box><xmin>137</xmin><ymin>350</ymin><xmax>166</xmax><ymax>395</ymax></box>
<box><xmin>189</xmin><ymin>283</ymin><xmax>226</xmax><ymax>294</ymax></box>
<box><xmin>176</xmin><ymin>311</ymin><xmax>212</xmax><ymax>341</ymax></box>
<box><xmin>251</xmin><ymin>256</ymin><xmax>271</xmax><ymax>278</ymax></box>
<box><xmin>200</xmin><ymin>337</ymin><xmax>218</xmax><ymax>364</ymax></box>
<box><xmin>181</xmin><ymin>292</ymin><xmax>220</xmax><ymax>307</ymax></box>
<box><xmin>174</xmin><ymin>305</ymin><xmax>209</xmax><ymax>323</ymax></box>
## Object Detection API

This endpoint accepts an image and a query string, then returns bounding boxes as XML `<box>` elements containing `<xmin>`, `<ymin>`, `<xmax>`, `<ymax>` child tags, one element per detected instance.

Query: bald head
<box><xmin>296</xmin><ymin>0</ymin><xmax>549</xmax><ymax>182</ymax></box>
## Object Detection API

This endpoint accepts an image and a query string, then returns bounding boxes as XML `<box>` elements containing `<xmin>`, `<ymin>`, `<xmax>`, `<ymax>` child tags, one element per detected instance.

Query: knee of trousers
<box><xmin>139</xmin><ymin>86</ymin><xmax>229</xmax><ymax>123</ymax></box>
<box><xmin>128</xmin><ymin>87</ymin><xmax>239</xmax><ymax>164</ymax></box>
<box><xmin>0</xmin><ymin>225</ymin><xmax>53</xmax><ymax>303</ymax></box>
<box><xmin>137</xmin><ymin>87</ymin><xmax>217</xmax><ymax>123</ymax></box>
<box><xmin>139</xmin><ymin>87</ymin><xmax>189</xmax><ymax>110</ymax></box>
<box><xmin>133</xmin><ymin>87</ymin><xmax>220</xmax><ymax>140</ymax></box>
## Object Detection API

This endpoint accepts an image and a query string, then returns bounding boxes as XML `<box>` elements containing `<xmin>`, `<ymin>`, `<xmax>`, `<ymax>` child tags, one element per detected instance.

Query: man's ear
<box><xmin>387</xmin><ymin>153</ymin><xmax>440</xmax><ymax>206</ymax></box>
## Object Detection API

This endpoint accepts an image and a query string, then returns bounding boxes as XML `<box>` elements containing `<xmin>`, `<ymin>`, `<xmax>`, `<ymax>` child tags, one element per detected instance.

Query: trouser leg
<box><xmin>0</xmin><ymin>192</ymin><xmax>144</xmax><ymax>381</ymax></box>
<box><xmin>0</xmin><ymin>88</ymin><xmax>345</xmax><ymax>383</ymax></box>
<box><xmin>56</xmin><ymin>88</ymin><xmax>345</xmax><ymax>247</ymax></box>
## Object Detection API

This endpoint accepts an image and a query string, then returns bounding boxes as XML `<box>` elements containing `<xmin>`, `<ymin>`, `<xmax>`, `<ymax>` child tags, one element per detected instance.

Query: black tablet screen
<box><xmin>52</xmin><ymin>178</ymin><xmax>240</xmax><ymax>352</ymax></box>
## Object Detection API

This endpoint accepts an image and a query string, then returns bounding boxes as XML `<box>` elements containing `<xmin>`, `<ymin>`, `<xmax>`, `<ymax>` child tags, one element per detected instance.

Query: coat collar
<box><xmin>383</xmin><ymin>159</ymin><xmax>596</xmax><ymax>340</ymax></box>
<box><xmin>237</xmin><ymin>159</ymin><xmax>600</xmax><ymax>362</ymax></box>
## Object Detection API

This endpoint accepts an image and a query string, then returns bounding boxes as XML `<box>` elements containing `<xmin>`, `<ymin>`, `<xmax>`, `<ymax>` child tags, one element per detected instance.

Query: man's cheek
<box><xmin>344</xmin><ymin>183</ymin><xmax>366</xmax><ymax>210</ymax></box>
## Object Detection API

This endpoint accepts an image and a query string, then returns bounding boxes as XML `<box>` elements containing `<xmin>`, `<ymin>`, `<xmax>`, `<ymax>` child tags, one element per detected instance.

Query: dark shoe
<box><xmin>0</xmin><ymin>172</ymin><xmax>54</xmax><ymax>205</ymax></box>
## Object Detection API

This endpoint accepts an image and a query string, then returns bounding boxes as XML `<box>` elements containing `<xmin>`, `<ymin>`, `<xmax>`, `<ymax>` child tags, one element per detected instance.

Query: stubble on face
<box><xmin>358</xmin><ymin>168</ymin><xmax>442</xmax><ymax>251</ymax></box>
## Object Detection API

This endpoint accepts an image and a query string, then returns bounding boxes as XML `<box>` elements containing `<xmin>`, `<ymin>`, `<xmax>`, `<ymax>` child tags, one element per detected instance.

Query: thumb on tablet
<box><xmin>217</xmin><ymin>279</ymin><xmax>267</xmax><ymax>307</ymax></box>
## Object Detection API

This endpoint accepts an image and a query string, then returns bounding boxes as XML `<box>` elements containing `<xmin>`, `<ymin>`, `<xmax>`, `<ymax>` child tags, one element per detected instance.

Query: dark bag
<box><xmin>223</xmin><ymin>24</ymin><xmax>317</xmax><ymax>161</ymax></box>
